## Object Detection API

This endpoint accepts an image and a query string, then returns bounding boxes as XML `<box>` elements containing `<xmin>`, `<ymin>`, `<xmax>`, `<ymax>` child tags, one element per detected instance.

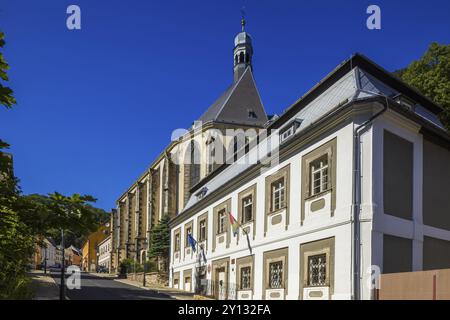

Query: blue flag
<box><xmin>187</xmin><ymin>233</ymin><xmax>197</xmax><ymax>253</ymax></box>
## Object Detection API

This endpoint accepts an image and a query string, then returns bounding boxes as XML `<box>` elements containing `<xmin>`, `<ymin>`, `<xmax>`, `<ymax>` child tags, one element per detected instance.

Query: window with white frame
<box><xmin>242</xmin><ymin>195</ymin><xmax>253</xmax><ymax>224</ymax></box>
<box><xmin>271</xmin><ymin>178</ymin><xmax>285</xmax><ymax>211</ymax></box>
<box><xmin>199</xmin><ymin>219</ymin><xmax>206</xmax><ymax>241</ymax></box>
<box><xmin>269</xmin><ymin>261</ymin><xmax>283</xmax><ymax>289</ymax></box>
<box><xmin>185</xmin><ymin>226</ymin><xmax>192</xmax><ymax>246</ymax></box>
<box><xmin>307</xmin><ymin>253</ymin><xmax>327</xmax><ymax>287</ymax></box>
<box><xmin>280</xmin><ymin>125</ymin><xmax>294</xmax><ymax>142</ymax></box>
<box><xmin>174</xmin><ymin>233</ymin><xmax>181</xmax><ymax>252</ymax></box>
<box><xmin>217</xmin><ymin>209</ymin><xmax>226</xmax><ymax>234</ymax></box>
<box><xmin>240</xmin><ymin>266</ymin><xmax>252</xmax><ymax>290</ymax></box>
<box><xmin>310</xmin><ymin>155</ymin><xmax>329</xmax><ymax>196</ymax></box>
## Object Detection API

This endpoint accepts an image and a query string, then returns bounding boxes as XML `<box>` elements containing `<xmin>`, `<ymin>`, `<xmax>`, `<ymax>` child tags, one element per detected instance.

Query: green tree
<box><xmin>0</xmin><ymin>31</ymin><xmax>16</xmax><ymax>109</ymax></box>
<box><xmin>394</xmin><ymin>42</ymin><xmax>450</xmax><ymax>130</ymax></box>
<box><xmin>148</xmin><ymin>215</ymin><xmax>171</xmax><ymax>272</ymax></box>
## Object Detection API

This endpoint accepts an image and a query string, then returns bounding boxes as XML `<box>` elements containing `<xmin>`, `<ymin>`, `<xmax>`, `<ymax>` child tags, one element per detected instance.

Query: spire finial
<box><xmin>240</xmin><ymin>6</ymin><xmax>246</xmax><ymax>31</ymax></box>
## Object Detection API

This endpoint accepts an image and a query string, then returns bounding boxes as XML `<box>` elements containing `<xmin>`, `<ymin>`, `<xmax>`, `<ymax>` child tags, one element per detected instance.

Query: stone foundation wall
<box><xmin>126</xmin><ymin>272</ymin><xmax>169</xmax><ymax>286</ymax></box>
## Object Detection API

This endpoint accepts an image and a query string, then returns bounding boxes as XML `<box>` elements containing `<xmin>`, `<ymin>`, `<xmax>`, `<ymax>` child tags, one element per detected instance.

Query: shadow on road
<box><xmin>50</xmin><ymin>271</ymin><xmax>175</xmax><ymax>300</ymax></box>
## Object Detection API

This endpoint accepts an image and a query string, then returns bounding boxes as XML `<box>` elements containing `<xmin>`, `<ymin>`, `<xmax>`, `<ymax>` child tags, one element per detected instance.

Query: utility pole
<box><xmin>59</xmin><ymin>229</ymin><xmax>65</xmax><ymax>300</ymax></box>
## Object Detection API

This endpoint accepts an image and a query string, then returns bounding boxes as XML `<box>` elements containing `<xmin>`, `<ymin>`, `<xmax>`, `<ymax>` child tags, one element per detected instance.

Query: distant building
<box><xmin>64</xmin><ymin>245</ymin><xmax>81</xmax><ymax>267</ymax></box>
<box><xmin>55</xmin><ymin>245</ymin><xmax>63</xmax><ymax>267</ymax></box>
<box><xmin>81</xmin><ymin>224</ymin><xmax>109</xmax><ymax>272</ymax></box>
<box><xmin>98</xmin><ymin>235</ymin><xmax>112</xmax><ymax>273</ymax></box>
<box><xmin>33</xmin><ymin>237</ymin><xmax>57</xmax><ymax>269</ymax></box>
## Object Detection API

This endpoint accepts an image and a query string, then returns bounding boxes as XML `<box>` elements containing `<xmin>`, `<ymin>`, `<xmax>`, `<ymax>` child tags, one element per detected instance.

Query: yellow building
<box><xmin>81</xmin><ymin>224</ymin><xmax>109</xmax><ymax>272</ymax></box>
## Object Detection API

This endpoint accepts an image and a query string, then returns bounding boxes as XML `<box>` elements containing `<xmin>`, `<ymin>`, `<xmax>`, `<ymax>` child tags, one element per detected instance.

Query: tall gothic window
<box><xmin>190</xmin><ymin>140</ymin><xmax>200</xmax><ymax>186</ymax></box>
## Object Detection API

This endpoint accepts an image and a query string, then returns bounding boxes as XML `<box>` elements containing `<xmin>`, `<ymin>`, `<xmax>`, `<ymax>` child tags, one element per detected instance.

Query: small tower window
<box><xmin>235</xmin><ymin>55</ymin><xmax>238</xmax><ymax>65</ymax></box>
<box><xmin>239</xmin><ymin>52</ymin><xmax>244</xmax><ymax>63</ymax></box>
<box><xmin>245</xmin><ymin>53</ymin><xmax>250</xmax><ymax>63</ymax></box>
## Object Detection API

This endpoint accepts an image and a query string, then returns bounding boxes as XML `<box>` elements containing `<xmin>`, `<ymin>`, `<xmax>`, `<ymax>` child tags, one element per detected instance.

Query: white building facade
<box><xmin>169</xmin><ymin>54</ymin><xmax>450</xmax><ymax>300</ymax></box>
<box><xmin>98</xmin><ymin>236</ymin><xmax>112</xmax><ymax>272</ymax></box>
<box><xmin>40</xmin><ymin>238</ymin><xmax>57</xmax><ymax>268</ymax></box>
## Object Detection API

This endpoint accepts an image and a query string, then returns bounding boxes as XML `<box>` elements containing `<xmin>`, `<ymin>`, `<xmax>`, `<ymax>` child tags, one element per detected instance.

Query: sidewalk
<box><xmin>113</xmin><ymin>277</ymin><xmax>201</xmax><ymax>300</ymax></box>
<box><xmin>28</xmin><ymin>270</ymin><xmax>59</xmax><ymax>300</ymax></box>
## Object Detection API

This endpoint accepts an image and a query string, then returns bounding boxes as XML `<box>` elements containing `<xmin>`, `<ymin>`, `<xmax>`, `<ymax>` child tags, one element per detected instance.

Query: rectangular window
<box><xmin>280</xmin><ymin>126</ymin><xmax>294</xmax><ymax>142</ymax></box>
<box><xmin>217</xmin><ymin>209</ymin><xmax>226</xmax><ymax>234</ymax></box>
<box><xmin>185</xmin><ymin>226</ymin><xmax>192</xmax><ymax>246</ymax></box>
<box><xmin>310</xmin><ymin>155</ymin><xmax>329</xmax><ymax>196</ymax></box>
<box><xmin>242</xmin><ymin>195</ymin><xmax>253</xmax><ymax>224</ymax></box>
<box><xmin>240</xmin><ymin>266</ymin><xmax>252</xmax><ymax>290</ymax></box>
<box><xmin>174</xmin><ymin>233</ymin><xmax>181</xmax><ymax>252</ymax></box>
<box><xmin>269</xmin><ymin>261</ymin><xmax>283</xmax><ymax>289</ymax></box>
<box><xmin>199</xmin><ymin>219</ymin><xmax>206</xmax><ymax>241</ymax></box>
<box><xmin>307</xmin><ymin>254</ymin><xmax>327</xmax><ymax>286</ymax></box>
<box><xmin>271</xmin><ymin>178</ymin><xmax>285</xmax><ymax>212</ymax></box>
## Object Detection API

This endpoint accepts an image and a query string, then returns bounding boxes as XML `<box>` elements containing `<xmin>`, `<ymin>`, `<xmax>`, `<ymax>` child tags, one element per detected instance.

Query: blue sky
<box><xmin>1</xmin><ymin>0</ymin><xmax>449</xmax><ymax>211</ymax></box>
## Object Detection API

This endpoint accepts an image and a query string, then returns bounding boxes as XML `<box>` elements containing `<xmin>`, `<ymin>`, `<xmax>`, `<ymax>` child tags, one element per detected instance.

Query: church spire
<box><xmin>233</xmin><ymin>12</ymin><xmax>253</xmax><ymax>82</ymax></box>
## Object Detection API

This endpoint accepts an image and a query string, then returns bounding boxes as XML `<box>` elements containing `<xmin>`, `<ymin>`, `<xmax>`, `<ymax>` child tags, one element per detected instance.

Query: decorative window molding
<box><xmin>173</xmin><ymin>227</ymin><xmax>181</xmax><ymax>256</ymax></box>
<box><xmin>235</xmin><ymin>255</ymin><xmax>255</xmax><ymax>292</ymax></box>
<box><xmin>264</xmin><ymin>164</ymin><xmax>290</xmax><ymax>234</ymax></box>
<box><xmin>212</xmin><ymin>199</ymin><xmax>231</xmax><ymax>252</ymax></box>
<box><xmin>237</xmin><ymin>184</ymin><xmax>257</xmax><ymax>241</ymax></box>
<box><xmin>301</xmin><ymin>138</ymin><xmax>337</xmax><ymax>225</ymax></box>
<box><xmin>263</xmin><ymin>247</ymin><xmax>288</xmax><ymax>299</ymax></box>
<box><xmin>299</xmin><ymin>237</ymin><xmax>335</xmax><ymax>299</ymax></box>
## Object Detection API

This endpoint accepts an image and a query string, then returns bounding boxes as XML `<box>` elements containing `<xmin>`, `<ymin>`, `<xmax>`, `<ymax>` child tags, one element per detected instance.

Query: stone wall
<box><xmin>126</xmin><ymin>272</ymin><xmax>169</xmax><ymax>287</ymax></box>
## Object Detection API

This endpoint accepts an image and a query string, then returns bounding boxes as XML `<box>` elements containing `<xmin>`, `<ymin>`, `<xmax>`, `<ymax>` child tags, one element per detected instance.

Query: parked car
<box><xmin>97</xmin><ymin>266</ymin><xmax>108</xmax><ymax>273</ymax></box>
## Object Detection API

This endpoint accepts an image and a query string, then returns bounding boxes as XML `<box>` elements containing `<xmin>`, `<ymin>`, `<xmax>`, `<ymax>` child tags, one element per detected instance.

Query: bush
<box><xmin>119</xmin><ymin>258</ymin><xmax>145</xmax><ymax>274</ymax></box>
<box><xmin>144</xmin><ymin>260</ymin><xmax>158</xmax><ymax>273</ymax></box>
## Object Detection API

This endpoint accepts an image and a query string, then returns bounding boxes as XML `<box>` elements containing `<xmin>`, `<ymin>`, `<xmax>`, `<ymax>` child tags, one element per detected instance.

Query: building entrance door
<box><xmin>215</xmin><ymin>267</ymin><xmax>227</xmax><ymax>300</ymax></box>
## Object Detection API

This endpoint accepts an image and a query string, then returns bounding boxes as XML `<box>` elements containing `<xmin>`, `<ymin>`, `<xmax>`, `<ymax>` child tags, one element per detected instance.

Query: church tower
<box><xmin>233</xmin><ymin>17</ymin><xmax>253</xmax><ymax>83</ymax></box>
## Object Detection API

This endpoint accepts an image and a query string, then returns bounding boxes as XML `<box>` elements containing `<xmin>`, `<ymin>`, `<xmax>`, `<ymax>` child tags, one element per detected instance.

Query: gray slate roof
<box><xmin>197</xmin><ymin>67</ymin><xmax>268</xmax><ymax>127</ymax></box>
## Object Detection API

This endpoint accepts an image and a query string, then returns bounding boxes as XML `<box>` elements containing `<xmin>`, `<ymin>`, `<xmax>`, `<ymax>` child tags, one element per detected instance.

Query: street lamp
<box><xmin>59</xmin><ymin>229</ymin><xmax>65</xmax><ymax>300</ymax></box>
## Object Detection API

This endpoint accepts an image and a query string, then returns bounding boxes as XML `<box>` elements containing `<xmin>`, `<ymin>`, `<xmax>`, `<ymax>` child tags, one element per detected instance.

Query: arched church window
<box><xmin>239</xmin><ymin>52</ymin><xmax>244</xmax><ymax>63</ymax></box>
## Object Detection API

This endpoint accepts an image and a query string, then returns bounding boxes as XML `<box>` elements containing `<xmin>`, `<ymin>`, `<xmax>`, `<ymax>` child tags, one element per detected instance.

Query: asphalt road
<box><xmin>50</xmin><ymin>272</ymin><xmax>174</xmax><ymax>300</ymax></box>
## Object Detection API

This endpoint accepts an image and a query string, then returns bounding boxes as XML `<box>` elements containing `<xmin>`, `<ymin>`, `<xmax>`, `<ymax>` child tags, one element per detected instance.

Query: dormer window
<box><xmin>195</xmin><ymin>187</ymin><xmax>208</xmax><ymax>200</ymax></box>
<box><xmin>280</xmin><ymin>118</ymin><xmax>303</xmax><ymax>143</ymax></box>
<box><xmin>248</xmin><ymin>110</ymin><xmax>257</xmax><ymax>119</ymax></box>
<box><xmin>393</xmin><ymin>94</ymin><xmax>416</xmax><ymax>112</ymax></box>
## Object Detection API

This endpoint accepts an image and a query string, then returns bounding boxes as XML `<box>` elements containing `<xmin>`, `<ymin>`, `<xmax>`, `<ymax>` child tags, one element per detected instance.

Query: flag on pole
<box><xmin>200</xmin><ymin>245</ymin><xmax>207</xmax><ymax>264</ymax></box>
<box><xmin>228</xmin><ymin>213</ymin><xmax>239</xmax><ymax>236</ymax></box>
<box><xmin>187</xmin><ymin>233</ymin><xmax>197</xmax><ymax>253</ymax></box>
<box><xmin>243</xmin><ymin>229</ymin><xmax>253</xmax><ymax>255</ymax></box>
<box><xmin>229</xmin><ymin>212</ymin><xmax>253</xmax><ymax>255</ymax></box>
